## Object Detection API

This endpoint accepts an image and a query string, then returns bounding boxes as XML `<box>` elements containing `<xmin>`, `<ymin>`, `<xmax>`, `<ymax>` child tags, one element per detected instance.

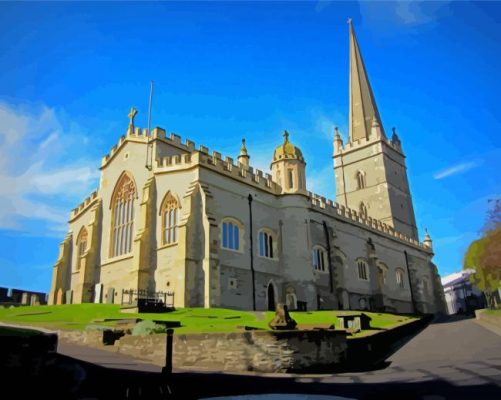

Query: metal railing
<box><xmin>121</xmin><ymin>289</ymin><xmax>174</xmax><ymax>308</ymax></box>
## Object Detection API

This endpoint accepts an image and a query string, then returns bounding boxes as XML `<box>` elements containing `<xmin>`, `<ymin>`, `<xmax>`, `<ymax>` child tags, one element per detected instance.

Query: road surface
<box><xmin>57</xmin><ymin>317</ymin><xmax>501</xmax><ymax>399</ymax></box>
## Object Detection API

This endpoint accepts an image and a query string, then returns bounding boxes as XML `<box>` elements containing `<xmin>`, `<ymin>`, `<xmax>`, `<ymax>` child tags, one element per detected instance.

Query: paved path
<box><xmin>57</xmin><ymin>317</ymin><xmax>501</xmax><ymax>386</ymax></box>
<box><xmin>57</xmin><ymin>341</ymin><xmax>162</xmax><ymax>373</ymax></box>
<box><xmin>318</xmin><ymin>318</ymin><xmax>501</xmax><ymax>386</ymax></box>
<box><xmin>54</xmin><ymin>317</ymin><xmax>501</xmax><ymax>399</ymax></box>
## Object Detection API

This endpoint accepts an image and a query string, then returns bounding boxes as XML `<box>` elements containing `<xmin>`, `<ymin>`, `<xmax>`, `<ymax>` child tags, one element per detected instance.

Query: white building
<box><xmin>49</xmin><ymin>23</ymin><xmax>446</xmax><ymax>315</ymax></box>
<box><xmin>441</xmin><ymin>269</ymin><xmax>485</xmax><ymax>315</ymax></box>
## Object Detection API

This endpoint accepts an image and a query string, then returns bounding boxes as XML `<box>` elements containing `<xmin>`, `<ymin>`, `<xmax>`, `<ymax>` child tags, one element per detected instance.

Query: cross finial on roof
<box><xmin>128</xmin><ymin>107</ymin><xmax>138</xmax><ymax>126</ymax></box>
<box><xmin>283</xmin><ymin>129</ymin><xmax>289</xmax><ymax>143</ymax></box>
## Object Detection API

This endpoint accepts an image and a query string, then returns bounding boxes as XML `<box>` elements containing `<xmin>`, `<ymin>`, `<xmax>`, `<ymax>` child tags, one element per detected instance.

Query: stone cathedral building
<box><xmin>49</xmin><ymin>23</ymin><xmax>446</xmax><ymax>314</ymax></box>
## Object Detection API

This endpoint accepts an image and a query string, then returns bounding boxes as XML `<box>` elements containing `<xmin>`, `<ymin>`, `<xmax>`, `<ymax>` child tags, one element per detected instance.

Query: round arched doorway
<box><xmin>267</xmin><ymin>282</ymin><xmax>276</xmax><ymax>311</ymax></box>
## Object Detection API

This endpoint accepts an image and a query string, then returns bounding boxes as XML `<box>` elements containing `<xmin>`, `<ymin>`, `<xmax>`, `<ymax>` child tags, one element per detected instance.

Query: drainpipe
<box><xmin>404</xmin><ymin>250</ymin><xmax>417</xmax><ymax>314</ymax></box>
<box><xmin>248</xmin><ymin>194</ymin><xmax>256</xmax><ymax>311</ymax></box>
<box><xmin>322</xmin><ymin>221</ymin><xmax>334</xmax><ymax>294</ymax></box>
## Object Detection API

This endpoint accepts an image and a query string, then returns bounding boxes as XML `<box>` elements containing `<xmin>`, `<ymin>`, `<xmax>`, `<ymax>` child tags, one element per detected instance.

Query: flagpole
<box><xmin>147</xmin><ymin>80</ymin><xmax>153</xmax><ymax>135</ymax></box>
<box><xmin>145</xmin><ymin>80</ymin><xmax>154</xmax><ymax>170</ymax></box>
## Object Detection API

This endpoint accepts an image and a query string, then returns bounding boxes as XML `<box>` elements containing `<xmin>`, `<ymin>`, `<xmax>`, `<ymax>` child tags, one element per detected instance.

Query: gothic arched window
<box><xmin>356</xmin><ymin>171</ymin><xmax>366</xmax><ymax>189</ymax></box>
<box><xmin>110</xmin><ymin>172</ymin><xmax>136</xmax><ymax>257</ymax></box>
<box><xmin>312</xmin><ymin>245</ymin><xmax>327</xmax><ymax>272</ymax></box>
<box><xmin>221</xmin><ymin>218</ymin><xmax>242</xmax><ymax>251</ymax></box>
<box><xmin>160</xmin><ymin>191</ymin><xmax>180</xmax><ymax>245</ymax></box>
<box><xmin>359</xmin><ymin>202</ymin><xmax>368</xmax><ymax>219</ymax></box>
<box><xmin>259</xmin><ymin>229</ymin><xmax>277</xmax><ymax>259</ymax></box>
<box><xmin>357</xmin><ymin>259</ymin><xmax>369</xmax><ymax>281</ymax></box>
<box><xmin>396</xmin><ymin>268</ymin><xmax>405</xmax><ymax>288</ymax></box>
<box><xmin>287</xmin><ymin>169</ymin><xmax>294</xmax><ymax>189</ymax></box>
<box><xmin>76</xmin><ymin>227</ymin><xmax>88</xmax><ymax>270</ymax></box>
<box><xmin>377</xmin><ymin>262</ymin><xmax>388</xmax><ymax>286</ymax></box>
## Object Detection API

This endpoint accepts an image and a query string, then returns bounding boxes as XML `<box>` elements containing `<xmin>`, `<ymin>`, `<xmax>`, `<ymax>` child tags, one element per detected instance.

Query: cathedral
<box><xmin>49</xmin><ymin>23</ymin><xmax>446</xmax><ymax>314</ymax></box>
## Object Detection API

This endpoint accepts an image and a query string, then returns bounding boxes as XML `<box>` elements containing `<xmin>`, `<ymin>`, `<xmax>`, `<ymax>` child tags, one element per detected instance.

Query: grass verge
<box><xmin>0</xmin><ymin>304</ymin><xmax>418</xmax><ymax>334</ymax></box>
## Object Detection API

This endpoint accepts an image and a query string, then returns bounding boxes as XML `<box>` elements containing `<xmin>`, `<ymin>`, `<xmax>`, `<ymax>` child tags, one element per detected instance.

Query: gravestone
<box><xmin>107</xmin><ymin>287</ymin><xmax>115</xmax><ymax>304</ymax></box>
<box><xmin>94</xmin><ymin>283</ymin><xmax>103</xmax><ymax>303</ymax></box>
<box><xmin>268</xmin><ymin>303</ymin><xmax>297</xmax><ymax>330</ymax></box>
<box><xmin>30</xmin><ymin>294</ymin><xmax>39</xmax><ymax>306</ymax></box>
<box><xmin>65</xmin><ymin>290</ymin><xmax>73</xmax><ymax>305</ymax></box>
<box><xmin>56</xmin><ymin>288</ymin><xmax>63</xmax><ymax>305</ymax></box>
<box><xmin>337</xmin><ymin>313</ymin><xmax>372</xmax><ymax>331</ymax></box>
<box><xmin>21</xmin><ymin>292</ymin><xmax>29</xmax><ymax>305</ymax></box>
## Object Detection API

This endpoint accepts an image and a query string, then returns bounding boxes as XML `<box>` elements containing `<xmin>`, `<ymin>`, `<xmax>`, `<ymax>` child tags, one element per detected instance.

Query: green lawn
<box><xmin>485</xmin><ymin>308</ymin><xmax>501</xmax><ymax>316</ymax></box>
<box><xmin>0</xmin><ymin>304</ymin><xmax>417</xmax><ymax>334</ymax></box>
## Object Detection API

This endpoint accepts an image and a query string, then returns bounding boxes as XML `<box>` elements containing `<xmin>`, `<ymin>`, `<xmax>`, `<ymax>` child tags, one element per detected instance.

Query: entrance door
<box><xmin>267</xmin><ymin>283</ymin><xmax>275</xmax><ymax>311</ymax></box>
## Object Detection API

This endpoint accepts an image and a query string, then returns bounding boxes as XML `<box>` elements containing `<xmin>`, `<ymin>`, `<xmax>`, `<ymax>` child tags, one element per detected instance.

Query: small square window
<box><xmin>229</xmin><ymin>278</ymin><xmax>237</xmax><ymax>289</ymax></box>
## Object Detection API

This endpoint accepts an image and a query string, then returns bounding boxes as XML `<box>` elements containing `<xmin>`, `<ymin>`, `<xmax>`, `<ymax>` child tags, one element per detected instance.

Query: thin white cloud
<box><xmin>38</xmin><ymin>132</ymin><xmax>59</xmax><ymax>151</ymax></box>
<box><xmin>313</xmin><ymin>111</ymin><xmax>347</xmax><ymax>142</ymax></box>
<box><xmin>433</xmin><ymin>161</ymin><xmax>478</xmax><ymax>180</ymax></box>
<box><xmin>0</xmin><ymin>102</ymin><xmax>99</xmax><ymax>234</ymax></box>
<box><xmin>359</xmin><ymin>1</ymin><xmax>452</xmax><ymax>29</ymax></box>
<box><xmin>433</xmin><ymin>233</ymin><xmax>467</xmax><ymax>246</ymax></box>
<box><xmin>315</xmin><ymin>0</ymin><xmax>332</xmax><ymax>13</ymax></box>
<box><xmin>307</xmin><ymin>165</ymin><xmax>335</xmax><ymax>199</ymax></box>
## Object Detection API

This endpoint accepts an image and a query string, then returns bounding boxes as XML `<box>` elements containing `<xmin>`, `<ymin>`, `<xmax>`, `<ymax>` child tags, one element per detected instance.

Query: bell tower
<box><xmin>333</xmin><ymin>21</ymin><xmax>418</xmax><ymax>240</ymax></box>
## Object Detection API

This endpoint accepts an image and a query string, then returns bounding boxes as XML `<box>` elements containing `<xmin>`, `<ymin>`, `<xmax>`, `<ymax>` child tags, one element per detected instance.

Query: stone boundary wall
<box><xmin>116</xmin><ymin>330</ymin><xmax>348</xmax><ymax>373</ymax></box>
<box><xmin>345</xmin><ymin>314</ymin><xmax>432</xmax><ymax>367</ymax></box>
<box><xmin>475</xmin><ymin>309</ymin><xmax>501</xmax><ymax>337</ymax></box>
<box><xmin>3</xmin><ymin>318</ymin><xmax>430</xmax><ymax>373</ymax></box>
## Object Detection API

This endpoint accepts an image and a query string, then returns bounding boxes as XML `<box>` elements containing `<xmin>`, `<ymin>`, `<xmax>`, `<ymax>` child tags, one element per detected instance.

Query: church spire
<box><xmin>348</xmin><ymin>19</ymin><xmax>385</xmax><ymax>142</ymax></box>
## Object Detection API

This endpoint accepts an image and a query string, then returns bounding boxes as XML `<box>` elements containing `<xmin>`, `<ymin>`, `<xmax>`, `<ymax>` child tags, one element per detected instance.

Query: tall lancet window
<box><xmin>76</xmin><ymin>227</ymin><xmax>88</xmax><ymax>271</ymax></box>
<box><xmin>359</xmin><ymin>202</ymin><xmax>367</xmax><ymax>219</ymax></box>
<box><xmin>110</xmin><ymin>172</ymin><xmax>136</xmax><ymax>257</ymax></box>
<box><xmin>161</xmin><ymin>192</ymin><xmax>180</xmax><ymax>245</ymax></box>
<box><xmin>288</xmin><ymin>169</ymin><xmax>294</xmax><ymax>189</ymax></box>
<box><xmin>356</xmin><ymin>171</ymin><xmax>366</xmax><ymax>189</ymax></box>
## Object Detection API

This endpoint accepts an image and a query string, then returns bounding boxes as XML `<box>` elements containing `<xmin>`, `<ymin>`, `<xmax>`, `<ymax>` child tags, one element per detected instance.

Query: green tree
<box><xmin>464</xmin><ymin>199</ymin><xmax>501</xmax><ymax>309</ymax></box>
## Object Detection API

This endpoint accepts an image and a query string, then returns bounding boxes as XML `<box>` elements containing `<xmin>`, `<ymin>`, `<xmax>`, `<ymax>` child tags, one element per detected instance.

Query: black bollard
<box><xmin>162</xmin><ymin>328</ymin><xmax>174</xmax><ymax>376</ymax></box>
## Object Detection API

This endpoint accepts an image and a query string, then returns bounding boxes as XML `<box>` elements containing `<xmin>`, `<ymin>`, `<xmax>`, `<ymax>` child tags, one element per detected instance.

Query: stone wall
<box><xmin>475</xmin><ymin>309</ymin><xmax>501</xmax><ymax>337</ymax></box>
<box><xmin>115</xmin><ymin>330</ymin><xmax>348</xmax><ymax>373</ymax></box>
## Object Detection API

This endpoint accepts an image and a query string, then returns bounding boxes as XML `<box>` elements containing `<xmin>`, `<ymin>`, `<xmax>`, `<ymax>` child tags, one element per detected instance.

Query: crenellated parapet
<box><xmin>101</xmin><ymin>127</ymin><xmax>150</xmax><ymax>168</ymax></box>
<box><xmin>307</xmin><ymin>192</ymin><xmax>429</xmax><ymax>251</ymax></box>
<box><xmin>155</xmin><ymin>148</ymin><xmax>280</xmax><ymax>194</ymax></box>
<box><xmin>336</xmin><ymin>134</ymin><xmax>403</xmax><ymax>156</ymax></box>
<box><xmin>199</xmin><ymin>150</ymin><xmax>279</xmax><ymax>193</ymax></box>
<box><xmin>70</xmin><ymin>190</ymin><xmax>99</xmax><ymax>221</ymax></box>
<box><xmin>100</xmin><ymin>124</ymin><xmax>207</xmax><ymax>169</ymax></box>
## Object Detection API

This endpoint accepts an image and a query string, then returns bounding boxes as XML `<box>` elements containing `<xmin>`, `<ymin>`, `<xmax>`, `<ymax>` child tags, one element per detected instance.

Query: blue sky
<box><xmin>0</xmin><ymin>1</ymin><xmax>500</xmax><ymax>293</ymax></box>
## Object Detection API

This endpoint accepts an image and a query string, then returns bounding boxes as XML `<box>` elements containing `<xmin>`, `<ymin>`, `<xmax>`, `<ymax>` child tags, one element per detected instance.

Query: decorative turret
<box><xmin>391</xmin><ymin>127</ymin><xmax>402</xmax><ymax>151</ymax></box>
<box><xmin>333</xmin><ymin>127</ymin><xmax>344</xmax><ymax>155</ymax></box>
<box><xmin>271</xmin><ymin>130</ymin><xmax>306</xmax><ymax>194</ymax></box>
<box><xmin>272</xmin><ymin>130</ymin><xmax>305</xmax><ymax>163</ymax></box>
<box><xmin>423</xmin><ymin>229</ymin><xmax>433</xmax><ymax>250</ymax></box>
<box><xmin>238</xmin><ymin>138</ymin><xmax>250</xmax><ymax>168</ymax></box>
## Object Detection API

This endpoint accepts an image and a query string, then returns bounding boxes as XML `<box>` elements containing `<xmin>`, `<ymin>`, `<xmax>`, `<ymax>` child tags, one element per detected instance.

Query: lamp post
<box><xmin>248</xmin><ymin>194</ymin><xmax>256</xmax><ymax>311</ymax></box>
